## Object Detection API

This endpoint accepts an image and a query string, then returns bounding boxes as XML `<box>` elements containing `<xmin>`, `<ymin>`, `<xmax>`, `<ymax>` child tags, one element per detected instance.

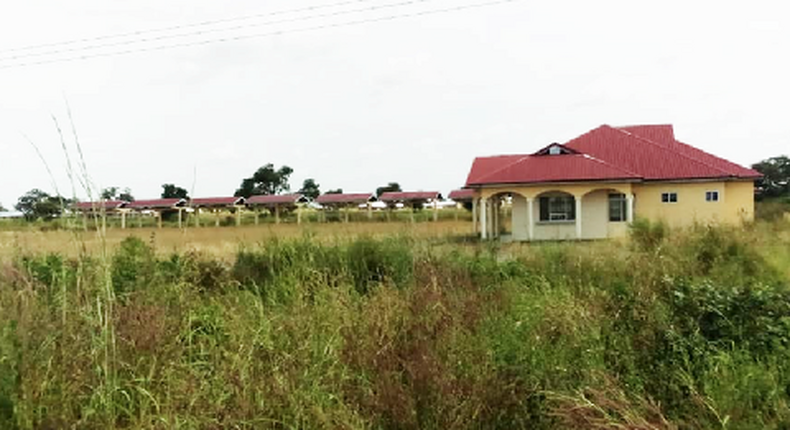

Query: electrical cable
<box><xmin>0</xmin><ymin>0</ymin><xmax>522</xmax><ymax>70</ymax></box>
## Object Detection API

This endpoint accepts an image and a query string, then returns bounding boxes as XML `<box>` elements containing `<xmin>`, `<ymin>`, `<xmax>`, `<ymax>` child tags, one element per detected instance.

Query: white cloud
<box><xmin>0</xmin><ymin>0</ymin><xmax>788</xmax><ymax>206</ymax></box>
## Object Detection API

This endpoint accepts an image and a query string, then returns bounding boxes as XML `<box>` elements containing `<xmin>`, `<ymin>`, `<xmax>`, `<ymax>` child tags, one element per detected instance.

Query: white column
<box><xmin>480</xmin><ymin>198</ymin><xmax>488</xmax><ymax>239</ymax></box>
<box><xmin>527</xmin><ymin>197</ymin><xmax>534</xmax><ymax>241</ymax></box>
<box><xmin>627</xmin><ymin>194</ymin><xmax>634</xmax><ymax>224</ymax></box>
<box><xmin>575</xmin><ymin>196</ymin><xmax>583</xmax><ymax>240</ymax></box>
<box><xmin>491</xmin><ymin>197</ymin><xmax>500</xmax><ymax>237</ymax></box>
<box><xmin>472</xmin><ymin>198</ymin><xmax>478</xmax><ymax>233</ymax></box>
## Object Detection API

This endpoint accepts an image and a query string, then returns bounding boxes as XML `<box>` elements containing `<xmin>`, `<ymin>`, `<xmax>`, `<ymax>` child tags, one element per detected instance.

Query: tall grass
<box><xmin>1</xmin><ymin>222</ymin><xmax>789</xmax><ymax>429</ymax></box>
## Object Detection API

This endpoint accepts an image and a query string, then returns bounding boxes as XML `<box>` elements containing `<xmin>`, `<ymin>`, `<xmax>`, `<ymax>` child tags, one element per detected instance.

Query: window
<box><xmin>609</xmin><ymin>193</ymin><xmax>627</xmax><ymax>222</ymax></box>
<box><xmin>705</xmin><ymin>191</ymin><xmax>719</xmax><ymax>202</ymax></box>
<box><xmin>539</xmin><ymin>195</ymin><xmax>575</xmax><ymax>221</ymax></box>
<box><xmin>548</xmin><ymin>145</ymin><xmax>562</xmax><ymax>155</ymax></box>
<box><xmin>661</xmin><ymin>192</ymin><xmax>677</xmax><ymax>203</ymax></box>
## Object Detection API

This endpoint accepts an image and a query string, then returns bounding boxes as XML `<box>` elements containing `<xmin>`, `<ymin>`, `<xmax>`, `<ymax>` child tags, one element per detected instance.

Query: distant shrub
<box><xmin>630</xmin><ymin>218</ymin><xmax>668</xmax><ymax>252</ymax></box>
<box><xmin>112</xmin><ymin>236</ymin><xmax>155</xmax><ymax>295</ymax></box>
<box><xmin>346</xmin><ymin>237</ymin><xmax>413</xmax><ymax>294</ymax></box>
<box><xmin>233</xmin><ymin>248</ymin><xmax>275</xmax><ymax>290</ymax></box>
<box><xmin>669</xmin><ymin>279</ymin><xmax>790</xmax><ymax>355</ymax></box>
<box><xmin>755</xmin><ymin>199</ymin><xmax>790</xmax><ymax>222</ymax></box>
<box><xmin>0</xmin><ymin>321</ymin><xmax>19</xmax><ymax>429</ymax></box>
<box><xmin>180</xmin><ymin>251</ymin><xmax>233</xmax><ymax>293</ymax></box>
<box><xmin>679</xmin><ymin>225</ymin><xmax>780</xmax><ymax>284</ymax></box>
<box><xmin>21</xmin><ymin>253</ymin><xmax>67</xmax><ymax>288</ymax></box>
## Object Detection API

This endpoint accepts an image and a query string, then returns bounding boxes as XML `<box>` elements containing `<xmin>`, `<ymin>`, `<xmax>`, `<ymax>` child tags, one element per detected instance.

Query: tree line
<box><xmin>5</xmin><ymin>156</ymin><xmax>787</xmax><ymax>221</ymax></box>
<box><xmin>3</xmin><ymin>163</ymin><xmax>405</xmax><ymax>221</ymax></box>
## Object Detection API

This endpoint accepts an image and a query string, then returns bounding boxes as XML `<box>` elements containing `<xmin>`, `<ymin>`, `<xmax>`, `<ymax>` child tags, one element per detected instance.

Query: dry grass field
<box><xmin>0</xmin><ymin>220</ymin><xmax>475</xmax><ymax>259</ymax></box>
<box><xmin>2</xmin><ymin>215</ymin><xmax>790</xmax><ymax>428</ymax></box>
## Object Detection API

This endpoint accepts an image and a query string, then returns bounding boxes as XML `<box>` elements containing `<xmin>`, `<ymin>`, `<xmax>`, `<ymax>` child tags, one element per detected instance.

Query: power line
<box><xmin>0</xmin><ymin>0</ymin><xmax>379</xmax><ymax>55</ymax></box>
<box><xmin>0</xmin><ymin>0</ymin><xmax>522</xmax><ymax>70</ymax></box>
<box><xmin>0</xmin><ymin>0</ymin><xmax>437</xmax><ymax>62</ymax></box>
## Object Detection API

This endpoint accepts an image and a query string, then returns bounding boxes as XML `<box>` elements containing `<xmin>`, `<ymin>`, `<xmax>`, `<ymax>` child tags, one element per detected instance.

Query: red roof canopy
<box><xmin>246</xmin><ymin>194</ymin><xmax>308</xmax><ymax>206</ymax></box>
<box><xmin>316</xmin><ymin>193</ymin><xmax>376</xmax><ymax>205</ymax></box>
<box><xmin>128</xmin><ymin>198</ymin><xmax>187</xmax><ymax>209</ymax></box>
<box><xmin>466</xmin><ymin>124</ymin><xmax>761</xmax><ymax>186</ymax></box>
<box><xmin>380</xmin><ymin>191</ymin><xmax>441</xmax><ymax>202</ymax></box>
<box><xmin>617</xmin><ymin>125</ymin><xmax>760</xmax><ymax>178</ymax></box>
<box><xmin>447</xmin><ymin>189</ymin><xmax>476</xmax><ymax>201</ymax></box>
<box><xmin>74</xmin><ymin>200</ymin><xmax>127</xmax><ymax>211</ymax></box>
<box><xmin>191</xmin><ymin>197</ymin><xmax>245</xmax><ymax>207</ymax></box>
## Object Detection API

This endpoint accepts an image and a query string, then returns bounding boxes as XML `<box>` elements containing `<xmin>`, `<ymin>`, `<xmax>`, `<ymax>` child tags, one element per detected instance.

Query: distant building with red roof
<box><xmin>463</xmin><ymin>124</ymin><xmax>760</xmax><ymax>241</ymax></box>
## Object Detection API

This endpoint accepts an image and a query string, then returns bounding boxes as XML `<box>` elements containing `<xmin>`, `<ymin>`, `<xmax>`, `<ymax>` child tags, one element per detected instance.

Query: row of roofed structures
<box><xmin>73</xmin><ymin>190</ymin><xmax>476</xmax><ymax>229</ymax></box>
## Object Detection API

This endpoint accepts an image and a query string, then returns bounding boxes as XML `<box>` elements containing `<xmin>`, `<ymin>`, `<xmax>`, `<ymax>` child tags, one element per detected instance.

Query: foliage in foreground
<box><xmin>1</xmin><ymin>224</ymin><xmax>790</xmax><ymax>429</ymax></box>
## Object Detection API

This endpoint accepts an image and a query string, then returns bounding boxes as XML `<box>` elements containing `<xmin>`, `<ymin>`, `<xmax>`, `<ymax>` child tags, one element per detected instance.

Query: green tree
<box><xmin>100</xmin><ymin>186</ymin><xmax>134</xmax><ymax>202</ymax></box>
<box><xmin>119</xmin><ymin>188</ymin><xmax>135</xmax><ymax>202</ymax></box>
<box><xmin>100</xmin><ymin>186</ymin><xmax>119</xmax><ymax>200</ymax></box>
<box><xmin>161</xmin><ymin>184</ymin><xmax>189</xmax><ymax>199</ymax></box>
<box><xmin>326</xmin><ymin>188</ymin><xmax>343</xmax><ymax>195</ymax></box>
<box><xmin>15</xmin><ymin>189</ymin><xmax>66</xmax><ymax>221</ymax></box>
<box><xmin>0</xmin><ymin>203</ymin><xmax>5</xmax><ymax>212</ymax></box>
<box><xmin>375</xmin><ymin>182</ymin><xmax>402</xmax><ymax>198</ymax></box>
<box><xmin>752</xmin><ymin>155</ymin><xmax>790</xmax><ymax>200</ymax></box>
<box><xmin>298</xmin><ymin>178</ymin><xmax>321</xmax><ymax>200</ymax></box>
<box><xmin>234</xmin><ymin>164</ymin><xmax>293</xmax><ymax>198</ymax></box>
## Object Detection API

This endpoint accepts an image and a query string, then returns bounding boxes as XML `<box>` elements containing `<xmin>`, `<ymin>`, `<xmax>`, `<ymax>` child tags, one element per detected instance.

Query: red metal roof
<box><xmin>316</xmin><ymin>193</ymin><xmax>376</xmax><ymax>205</ymax></box>
<box><xmin>380</xmin><ymin>191</ymin><xmax>441</xmax><ymax>202</ymax></box>
<box><xmin>246</xmin><ymin>194</ymin><xmax>308</xmax><ymax>205</ymax></box>
<box><xmin>74</xmin><ymin>200</ymin><xmax>127</xmax><ymax>211</ymax></box>
<box><xmin>466</xmin><ymin>124</ymin><xmax>761</xmax><ymax>186</ymax></box>
<box><xmin>447</xmin><ymin>189</ymin><xmax>476</xmax><ymax>201</ymax></box>
<box><xmin>191</xmin><ymin>197</ymin><xmax>245</xmax><ymax>207</ymax></box>
<box><xmin>617</xmin><ymin>125</ymin><xmax>761</xmax><ymax>178</ymax></box>
<box><xmin>128</xmin><ymin>198</ymin><xmax>186</xmax><ymax>209</ymax></box>
<box><xmin>467</xmin><ymin>153</ymin><xmax>640</xmax><ymax>186</ymax></box>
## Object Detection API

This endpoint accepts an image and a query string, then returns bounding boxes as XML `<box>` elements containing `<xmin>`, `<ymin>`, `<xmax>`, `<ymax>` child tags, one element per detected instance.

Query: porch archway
<box><xmin>580</xmin><ymin>188</ymin><xmax>634</xmax><ymax>239</ymax></box>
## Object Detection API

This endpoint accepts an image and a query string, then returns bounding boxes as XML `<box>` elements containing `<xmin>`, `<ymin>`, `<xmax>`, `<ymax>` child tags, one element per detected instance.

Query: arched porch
<box><xmin>473</xmin><ymin>184</ymin><xmax>635</xmax><ymax>241</ymax></box>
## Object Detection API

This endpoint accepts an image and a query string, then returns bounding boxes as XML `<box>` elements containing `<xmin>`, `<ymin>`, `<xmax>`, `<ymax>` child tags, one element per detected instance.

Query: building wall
<box><xmin>475</xmin><ymin>179</ymin><xmax>754</xmax><ymax>241</ymax></box>
<box><xmin>580</xmin><ymin>190</ymin><xmax>630</xmax><ymax>239</ymax></box>
<box><xmin>725</xmin><ymin>181</ymin><xmax>756</xmax><ymax>222</ymax></box>
<box><xmin>511</xmin><ymin>194</ymin><xmax>528</xmax><ymax>241</ymax></box>
<box><xmin>632</xmin><ymin>180</ymin><xmax>754</xmax><ymax>227</ymax></box>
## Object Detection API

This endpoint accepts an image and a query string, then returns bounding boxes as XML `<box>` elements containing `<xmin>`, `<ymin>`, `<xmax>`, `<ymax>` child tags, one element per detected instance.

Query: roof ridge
<box><xmin>610</xmin><ymin>126</ymin><xmax>733</xmax><ymax>177</ymax></box>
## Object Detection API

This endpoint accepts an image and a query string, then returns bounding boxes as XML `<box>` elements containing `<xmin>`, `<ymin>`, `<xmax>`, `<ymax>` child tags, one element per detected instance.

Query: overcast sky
<box><xmin>0</xmin><ymin>0</ymin><xmax>788</xmax><ymax>207</ymax></box>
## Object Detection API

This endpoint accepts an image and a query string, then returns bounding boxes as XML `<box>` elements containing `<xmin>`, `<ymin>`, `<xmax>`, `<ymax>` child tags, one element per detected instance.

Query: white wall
<box><xmin>581</xmin><ymin>190</ymin><xmax>608</xmax><ymax>239</ymax></box>
<box><xmin>492</xmin><ymin>190</ymin><xmax>630</xmax><ymax>241</ymax></box>
<box><xmin>511</xmin><ymin>194</ymin><xmax>528</xmax><ymax>241</ymax></box>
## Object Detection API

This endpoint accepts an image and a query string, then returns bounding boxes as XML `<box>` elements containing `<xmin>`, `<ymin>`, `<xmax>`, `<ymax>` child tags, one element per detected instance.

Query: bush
<box><xmin>112</xmin><ymin>236</ymin><xmax>155</xmax><ymax>295</ymax></box>
<box><xmin>0</xmin><ymin>321</ymin><xmax>19</xmax><ymax>429</ymax></box>
<box><xmin>346</xmin><ymin>237</ymin><xmax>413</xmax><ymax>295</ymax></box>
<box><xmin>2</xmin><ymin>226</ymin><xmax>790</xmax><ymax>428</ymax></box>
<box><xmin>630</xmin><ymin>218</ymin><xmax>668</xmax><ymax>252</ymax></box>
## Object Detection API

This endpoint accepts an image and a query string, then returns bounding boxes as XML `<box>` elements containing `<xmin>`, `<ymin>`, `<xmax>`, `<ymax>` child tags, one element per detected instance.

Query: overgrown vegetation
<box><xmin>1</xmin><ymin>221</ymin><xmax>789</xmax><ymax>429</ymax></box>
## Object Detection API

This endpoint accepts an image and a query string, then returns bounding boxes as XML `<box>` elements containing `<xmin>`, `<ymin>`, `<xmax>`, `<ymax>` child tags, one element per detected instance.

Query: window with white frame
<box><xmin>661</xmin><ymin>192</ymin><xmax>678</xmax><ymax>203</ymax></box>
<box><xmin>705</xmin><ymin>191</ymin><xmax>719</xmax><ymax>202</ymax></box>
<box><xmin>609</xmin><ymin>193</ymin><xmax>627</xmax><ymax>222</ymax></box>
<box><xmin>539</xmin><ymin>195</ymin><xmax>575</xmax><ymax>221</ymax></box>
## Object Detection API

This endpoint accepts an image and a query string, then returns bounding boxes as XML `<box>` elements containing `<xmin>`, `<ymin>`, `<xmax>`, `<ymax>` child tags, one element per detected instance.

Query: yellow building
<box><xmin>461</xmin><ymin>124</ymin><xmax>761</xmax><ymax>241</ymax></box>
